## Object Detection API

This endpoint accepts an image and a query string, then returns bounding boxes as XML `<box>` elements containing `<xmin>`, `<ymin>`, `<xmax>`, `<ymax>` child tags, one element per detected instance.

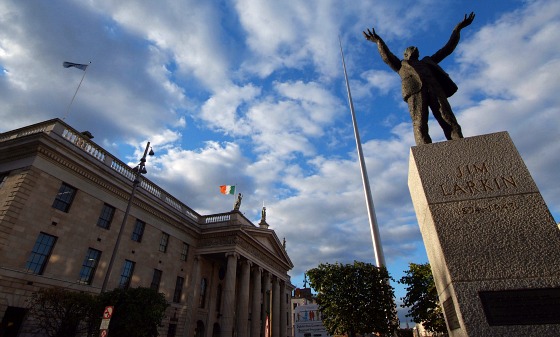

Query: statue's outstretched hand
<box><xmin>363</xmin><ymin>28</ymin><xmax>380</xmax><ymax>43</ymax></box>
<box><xmin>457</xmin><ymin>12</ymin><xmax>475</xmax><ymax>30</ymax></box>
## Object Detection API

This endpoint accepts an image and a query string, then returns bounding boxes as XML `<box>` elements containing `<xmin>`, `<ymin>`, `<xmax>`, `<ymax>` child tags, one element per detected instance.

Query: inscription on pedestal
<box><xmin>459</xmin><ymin>201</ymin><xmax>518</xmax><ymax>215</ymax></box>
<box><xmin>439</xmin><ymin>161</ymin><xmax>519</xmax><ymax>197</ymax></box>
<box><xmin>480</xmin><ymin>288</ymin><xmax>560</xmax><ymax>325</ymax></box>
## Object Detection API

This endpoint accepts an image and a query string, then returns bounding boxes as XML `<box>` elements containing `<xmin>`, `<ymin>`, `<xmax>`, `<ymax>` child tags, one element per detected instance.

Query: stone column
<box><xmin>236</xmin><ymin>259</ymin><xmax>251</xmax><ymax>337</ymax></box>
<box><xmin>250</xmin><ymin>266</ymin><xmax>262</xmax><ymax>337</ymax></box>
<box><xmin>205</xmin><ymin>263</ymin><xmax>220</xmax><ymax>337</ymax></box>
<box><xmin>221</xmin><ymin>252</ymin><xmax>238</xmax><ymax>337</ymax></box>
<box><xmin>272</xmin><ymin>276</ymin><xmax>280</xmax><ymax>337</ymax></box>
<box><xmin>286</xmin><ymin>284</ymin><xmax>294</xmax><ymax>337</ymax></box>
<box><xmin>261</xmin><ymin>271</ymin><xmax>271</xmax><ymax>337</ymax></box>
<box><xmin>279</xmin><ymin>281</ymin><xmax>287</xmax><ymax>337</ymax></box>
<box><xmin>184</xmin><ymin>255</ymin><xmax>201</xmax><ymax>336</ymax></box>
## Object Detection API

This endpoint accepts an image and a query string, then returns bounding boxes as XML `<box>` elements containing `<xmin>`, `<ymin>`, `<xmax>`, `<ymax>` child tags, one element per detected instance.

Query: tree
<box><xmin>97</xmin><ymin>287</ymin><xmax>169</xmax><ymax>337</ymax></box>
<box><xmin>398</xmin><ymin>263</ymin><xmax>446</xmax><ymax>333</ymax></box>
<box><xmin>26</xmin><ymin>287</ymin><xmax>98</xmax><ymax>337</ymax></box>
<box><xmin>26</xmin><ymin>287</ymin><xmax>168</xmax><ymax>337</ymax></box>
<box><xmin>306</xmin><ymin>261</ymin><xmax>398</xmax><ymax>337</ymax></box>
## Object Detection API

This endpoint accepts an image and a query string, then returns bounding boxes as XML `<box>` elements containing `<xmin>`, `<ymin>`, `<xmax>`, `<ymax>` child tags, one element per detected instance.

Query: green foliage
<box><xmin>398</xmin><ymin>263</ymin><xmax>446</xmax><ymax>333</ymax></box>
<box><xmin>26</xmin><ymin>287</ymin><xmax>169</xmax><ymax>337</ymax></box>
<box><xmin>306</xmin><ymin>261</ymin><xmax>398</xmax><ymax>337</ymax></box>
<box><xmin>26</xmin><ymin>287</ymin><xmax>98</xmax><ymax>337</ymax></box>
<box><xmin>97</xmin><ymin>287</ymin><xmax>169</xmax><ymax>337</ymax></box>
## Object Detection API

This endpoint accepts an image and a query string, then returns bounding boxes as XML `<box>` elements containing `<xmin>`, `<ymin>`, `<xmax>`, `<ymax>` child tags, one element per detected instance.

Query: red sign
<box><xmin>103</xmin><ymin>306</ymin><xmax>114</xmax><ymax>319</ymax></box>
<box><xmin>99</xmin><ymin>329</ymin><xmax>108</xmax><ymax>337</ymax></box>
<box><xmin>265</xmin><ymin>315</ymin><xmax>270</xmax><ymax>337</ymax></box>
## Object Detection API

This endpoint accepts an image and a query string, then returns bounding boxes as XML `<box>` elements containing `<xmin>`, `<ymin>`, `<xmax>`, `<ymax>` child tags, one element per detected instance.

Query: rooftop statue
<box><xmin>233</xmin><ymin>193</ymin><xmax>243</xmax><ymax>211</ymax></box>
<box><xmin>363</xmin><ymin>12</ymin><xmax>475</xmax><ymax>145</ymax></box>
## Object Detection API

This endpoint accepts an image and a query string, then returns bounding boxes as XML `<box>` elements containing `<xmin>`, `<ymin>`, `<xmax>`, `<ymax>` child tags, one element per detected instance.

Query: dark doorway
<box><xmin>0</xmin><ymin>307</ymin><xmax>27</xmax><ymax>337</ymax></box>
<box><xmin>195</xmin><ymin>320</ymin><xmax>205</xmax><ymax>337</ymax></box>
<box><xmin>212</xmin><ymin>322</ymin><xmax>221</xmax><ymax>337</ymax></box>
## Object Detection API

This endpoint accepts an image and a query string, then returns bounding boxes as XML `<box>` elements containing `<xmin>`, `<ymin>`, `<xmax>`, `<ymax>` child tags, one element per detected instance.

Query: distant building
<box><xmin>0</xmin><ymin>119</ymin><xmax>294</xmax><ymax>337</ymax></box>
<box><xmin>291</xmin><ymin>287</ymin><xmax>316</xmax><ymax>336</ymax></box>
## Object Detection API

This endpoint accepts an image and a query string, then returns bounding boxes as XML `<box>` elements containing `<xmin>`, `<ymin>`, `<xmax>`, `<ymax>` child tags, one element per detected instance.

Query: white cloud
<box><xmin>199</xmin><ymin>83</ymin><xmax>260</xmax><ymax>135</ymax></box>
<box><xmin>151</xmin><ymin>140</ymin><xmax>251</xmax><ymax>214</ymax></box>
<box><xmin>81</xmin><ymin>0</ymin><xmax>231</xmax><ymax>89</ymax></box>
<box><xmin>359</xmin><ymin>69</ymin><xmax>400</xmax><ymax>98</ymax></box>
<box><xmin>234</xmin><ymin>0</ymin><xmax>342</xmax><ymax>79</ymax></box>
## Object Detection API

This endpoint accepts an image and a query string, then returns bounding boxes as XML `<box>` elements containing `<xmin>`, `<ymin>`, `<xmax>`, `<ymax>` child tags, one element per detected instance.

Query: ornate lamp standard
<box><xmin>101</xmin><ymin>142</ymin><xmax>154</xmax><ymax>292</ymax></box>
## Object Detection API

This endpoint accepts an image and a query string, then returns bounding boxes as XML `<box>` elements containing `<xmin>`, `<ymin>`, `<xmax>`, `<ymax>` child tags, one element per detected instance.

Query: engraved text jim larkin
<box><xmin>440</xmin><ymin>162</ymin><xmax>518</xmax><ymax>196</ymax></box>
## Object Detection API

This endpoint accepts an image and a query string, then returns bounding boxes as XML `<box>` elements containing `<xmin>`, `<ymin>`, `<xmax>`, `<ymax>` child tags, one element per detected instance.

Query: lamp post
<box><xmin>101</xmin><ymin>142</ymin><xmax>154</xmax><ymax>292</ymax></box>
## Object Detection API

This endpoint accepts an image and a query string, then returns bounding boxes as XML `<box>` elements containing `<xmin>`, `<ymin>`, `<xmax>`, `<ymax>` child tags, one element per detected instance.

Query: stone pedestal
<box><xmin>408</xmin><ymin>132</ymin><xmax>560</xmax><ymax>337</ymax></box>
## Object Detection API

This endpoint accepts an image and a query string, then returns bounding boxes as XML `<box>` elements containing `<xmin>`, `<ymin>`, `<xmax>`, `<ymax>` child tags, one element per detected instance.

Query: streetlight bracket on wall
<box><xmin>101</xmin><ymin>141</ymin><xmax>154</xmax><ymax>292</ymax></box>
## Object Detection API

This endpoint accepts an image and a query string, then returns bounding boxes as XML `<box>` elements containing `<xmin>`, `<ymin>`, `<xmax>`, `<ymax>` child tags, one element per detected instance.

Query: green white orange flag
<box><xmin>220</xmin><ymin>185</ymin><xmax>235</xmax><ymax>195</ymax></box>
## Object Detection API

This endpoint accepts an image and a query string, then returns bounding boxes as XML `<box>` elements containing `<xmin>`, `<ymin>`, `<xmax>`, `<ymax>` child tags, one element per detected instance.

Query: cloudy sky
<box><xmin>1</xmin><ymin>0</ymin><xmax>559</xmax><ymax>324</ymax></box>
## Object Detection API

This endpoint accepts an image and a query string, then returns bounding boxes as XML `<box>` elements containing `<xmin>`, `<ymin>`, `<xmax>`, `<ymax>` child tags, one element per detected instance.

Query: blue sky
<box><xmin>1</xmin><ymin>0</ymin><xmax>559</xmax><ymax>325</ymax></box>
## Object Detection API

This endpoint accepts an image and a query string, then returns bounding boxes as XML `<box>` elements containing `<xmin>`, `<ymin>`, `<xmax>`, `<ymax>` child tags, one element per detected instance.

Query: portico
<box><xmin>187</xmin><ymin>212</ymin><xmax>294</xmax><ymax>337</ymax></box>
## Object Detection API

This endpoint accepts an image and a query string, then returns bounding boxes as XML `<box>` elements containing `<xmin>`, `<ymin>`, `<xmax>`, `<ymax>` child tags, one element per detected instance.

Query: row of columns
<box><xmin>221</xmin><ymin>252</ymin><xmax>290</xmax><ymax>337</ymax></box>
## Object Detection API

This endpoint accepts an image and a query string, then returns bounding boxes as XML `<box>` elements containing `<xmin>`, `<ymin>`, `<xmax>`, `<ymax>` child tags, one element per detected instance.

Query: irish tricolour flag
<box><xmin>220</xmin><ymin>185</ymin><xmax>235</xmax><ymax>195</ymax></box>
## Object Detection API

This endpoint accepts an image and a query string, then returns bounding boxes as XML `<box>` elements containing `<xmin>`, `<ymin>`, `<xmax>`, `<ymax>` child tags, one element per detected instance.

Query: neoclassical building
<box><xmin>0</xmin><ymin>119</ymin><xmax>294</xmax><ymax>337</ymax></box>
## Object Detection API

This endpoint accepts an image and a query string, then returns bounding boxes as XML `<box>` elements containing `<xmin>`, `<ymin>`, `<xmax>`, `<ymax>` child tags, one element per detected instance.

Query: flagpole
<box><xmin>63</xmin><ymin>61</ymin><xmax>91</xmax><ymax>121</ymax></box>
<box><xmin>339</xmin><ymin>37</ymin><xmax>386</xmax><ymax>268</ymax></box>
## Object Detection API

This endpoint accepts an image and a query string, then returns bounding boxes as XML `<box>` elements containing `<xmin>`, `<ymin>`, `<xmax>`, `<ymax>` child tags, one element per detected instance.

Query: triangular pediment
<box><xmin>242</xmin><ymin>227</ymin><xmax>292</xmax><ymax>267</ymax></box>
<box><xmin>251</xmin><ymin>230</ymin><xmax>277</xmax><ymax>251</ymax></box>
<box><xmin>197</xmin><ymin>225</ymin><xmax>293</xmax><ymax>274</ymax></box>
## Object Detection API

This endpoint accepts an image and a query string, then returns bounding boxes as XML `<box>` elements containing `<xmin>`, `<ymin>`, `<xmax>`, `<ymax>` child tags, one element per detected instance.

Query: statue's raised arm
<box><xmin>363</xmin><ymin>27</ymin><xmax>401</xmax><ymax>73</ymax></box>
<box><xmin>432</xmin><ymin>12</ymin><xmax>475</xmax><ymax>63</ymax></box>
<box><xmin>457</xmin><ymin>12</ymin><xmax>476</xmax><ymax>30</ymax></box>
<box><xmin>363</xmin><ymin>27</ymin><xmax>381</xmax><ymax>43</ymax></box>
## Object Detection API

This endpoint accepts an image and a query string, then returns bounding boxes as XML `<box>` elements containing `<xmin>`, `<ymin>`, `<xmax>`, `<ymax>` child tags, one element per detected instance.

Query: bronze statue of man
<box><xmin>363</xmin><ymin>12</ymin><xmax>475</xmax><ymax>145</ymax></box>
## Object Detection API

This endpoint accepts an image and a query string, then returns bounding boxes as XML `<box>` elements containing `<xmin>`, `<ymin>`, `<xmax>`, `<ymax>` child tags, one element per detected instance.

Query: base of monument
<box><xmin>408</xmin><ymin>132</ymin><xmax>560</xmax><ymax>337</ymax></box>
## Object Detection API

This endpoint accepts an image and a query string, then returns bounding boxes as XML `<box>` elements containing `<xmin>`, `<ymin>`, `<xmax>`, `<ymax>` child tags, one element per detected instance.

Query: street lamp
<box><xmin>101</xmin><ymin>142</ymin><xmax>154</xmax><ymax>292</ymax></box>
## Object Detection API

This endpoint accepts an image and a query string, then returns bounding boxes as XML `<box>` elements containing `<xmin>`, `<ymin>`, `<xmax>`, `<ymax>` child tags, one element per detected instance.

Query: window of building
<box><xmin>0</xmin><ymin>172</ymin><xmax>8</xmax><ymax>188</ymax></box>
<box><xmin>159</xmin><ymin>232</ymin><xmax>169</xmax><ymax>253</ymax></box>
<box><xmin>180</xmin><ymin>242</ymin><xmax>189</xmax><ymax>261</ymax></box>
<box><xmin>131</xmin><ymin>220</ymin><xmax>145</xmax><ymax>242</ymax></box>
<box><xmin>78</xmin><ymin>248</ymin><xmax>101</xmax><ymax>285</ymax></box>
<box><xmin>52</xmin><ymin>183</ymin><xmax>77</xmax><ymax>212</ymax></box>
<box><xmin>199</xmin><ymin>278</ymin><xmax>207</xmax><ymax>308</ymax></box>
<box><xmin>119</xmin><ymin>260</ymin><xmax>135</xmax><ymax>289</ymax></box>
<box><xmin>150</xmin><ymin>269</ymin><xmax>162</xmax><ymax>291</ymax></box>
<box><xmin>173</xmin><ymin>276</ymin><xmax>185</xmax><ymax>303</ymax></box>
<box><xmin>167</xmin><ymin>324</ymin><xmax>177</xmax><ymax>337</ymax></box>
<box><xmin>25</xmin><ymin>232</ymin><xmax>57</xmax><ymax>274</ymax></box>
<box><xmin>96</xmin><ymin>204</ymin><xmax>115</xmax><ymax>229</ymax></box>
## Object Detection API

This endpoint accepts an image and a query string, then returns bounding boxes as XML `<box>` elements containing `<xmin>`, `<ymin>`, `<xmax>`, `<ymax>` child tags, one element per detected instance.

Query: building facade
<box><xmin>291</xmin><ymin>287</ymin><xmax>316</xmax><ymax>337</ymax></box>
<box><xmin>0</xmin><ymin>119</ymin><xmax>294</xmax><ymax>337</ymax></box>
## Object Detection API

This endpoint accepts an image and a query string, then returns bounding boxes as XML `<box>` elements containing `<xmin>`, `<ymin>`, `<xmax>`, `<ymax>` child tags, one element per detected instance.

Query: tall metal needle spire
<box><xmin>339</xmin><ymin>37</ymin><xmax>386</xmax><ymax>267</ymax></box>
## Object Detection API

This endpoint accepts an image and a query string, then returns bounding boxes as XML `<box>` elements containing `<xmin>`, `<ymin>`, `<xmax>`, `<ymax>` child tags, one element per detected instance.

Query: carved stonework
<box><xmin>199</xmin><ymin>236</ymin><xmax>240</xmax><ymax>248</ymax></box>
